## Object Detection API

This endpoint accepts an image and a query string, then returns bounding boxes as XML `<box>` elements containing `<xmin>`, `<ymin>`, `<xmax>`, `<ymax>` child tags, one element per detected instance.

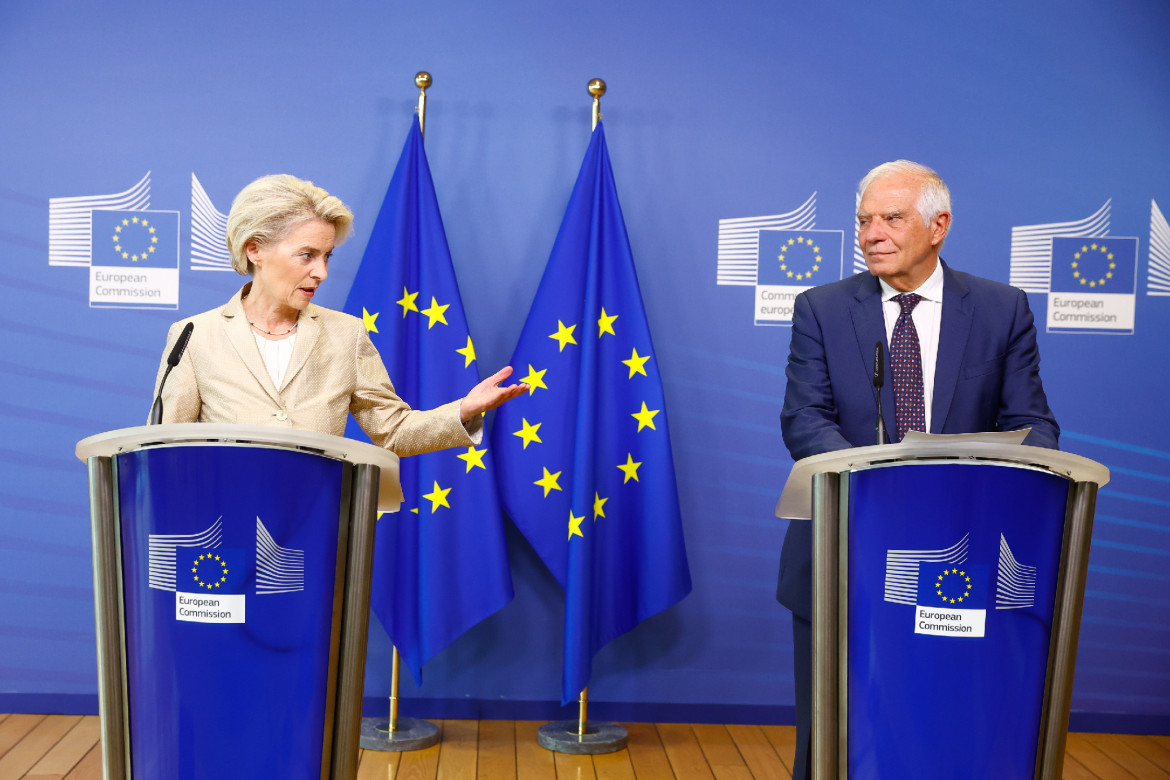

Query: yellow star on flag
<box><xmin>617</xmin><ymin>453</ymin><xmax>642</xmax><ymax>483</ymax></box>
<box><xmin>597</xmin><ymin>307</ymin><xmax>618</xmax><ymax>338</ymax></box>
<box><xmin>593</xmin><ymin>492</ymin><xmax>607</xmax><ymax>520</ymax></box>
<box><xmin>422</xmin><ymin>481</ymin><xmax>452</xmax><ymax>512</ymax></box>
<box><xmin>632</xmin><ymin>401</ymin><xmax>659</xmax><ymax>432</ymax></box>
<box><xmin>397</xmin><ymin>287</ymin><xmax>420</xmax><ymax>317</ymax></box>
<box><xmin>456</xmin><ymin>336</ymin><xmax>476</xmax><ymax>367</ymax></box>
<box><xmin>622</xmin><ymin>347</ymin><xmax>651</xmax><ymax>378</ymax></box>
<box><xmin>421</xmin><ymin>297</ymin><xmax>450</xmax><ymax>329</ymax></box>
<box><xmin>549</xmin><ymin>320</ymin><xmax>578</xmax><ymax>351</ymax></box>
<box><xmin>513</xmin><ymin>418</ymin><xmax>542</xmax><ymax>449</ymax></box>
<box><xmin>362</xmin><ymin>307</ymin><xmax>380</xmax><ymax>333</ymax></box>
<box><xmin>520</xmin><ymin>364</ymin><xmax>548</xmax><ymax>394</ymax></box>
<box><xmin>457</xmin><ymin>446</ymin><xmax>488</xmax><ymax>472</ymax></box>
<box><xmin>534</xmin><ymin>467</ymin><xmax>563</xmax><ymax>497</ymax></box>
<box><xmin>568</xmin><ymin>510</ymin><xmax>585</xmax><ymax>540</ymax></box>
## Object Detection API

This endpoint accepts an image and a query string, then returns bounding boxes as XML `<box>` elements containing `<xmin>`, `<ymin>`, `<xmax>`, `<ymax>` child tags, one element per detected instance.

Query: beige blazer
<box><xmin>153</xmin><ymin>285</ymin><xmax>479</xmax><ymax>457</ymax></box>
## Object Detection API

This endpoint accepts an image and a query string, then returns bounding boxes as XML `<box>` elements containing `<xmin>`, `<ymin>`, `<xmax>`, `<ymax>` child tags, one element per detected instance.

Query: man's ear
<box><xmin>931</xmin><ymin>212</ymin><xmax>951</xmax><ymax>246</ymax></box>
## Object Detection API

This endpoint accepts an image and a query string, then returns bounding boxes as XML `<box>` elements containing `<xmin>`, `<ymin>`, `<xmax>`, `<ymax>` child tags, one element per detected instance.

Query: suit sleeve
<box><xmin>998</xmin><ymin>289</ymin><xmax>1060</xmax><ymax>448</ymax></box>
<box><xmin>780</xmin><ymin>291</ymin><xmax>855</xmax><ymax>461</ymax></box>
<box><xmin>152</xmin><ymin>321</ymin><xmax>201</xmax><ymax>424</ymax></box>
<box><xmin>348</xmin><ymin>329</ymin><xmax>482</xmax><ymax>457</ymax></box>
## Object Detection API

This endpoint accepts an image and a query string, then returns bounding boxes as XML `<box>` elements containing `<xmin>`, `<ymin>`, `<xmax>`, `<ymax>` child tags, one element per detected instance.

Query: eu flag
<box><xmin>1049</xmin><ymin>235</ymin><xmax>1138</xmax><ymax>293</ymax></box>
<box><xmin>343</xmin><ymin>115</ymin><xmax>514</xmax><ymax>683</ymax></box>
<box><xmin>491</xmin><ymin>123</ymin><xmax>692</xmax><ymax>703</ymax></box>
<box><xmin>91</xmin><ymin>208</ymin><xmax>179</xmax><ymax>269</ymax></box>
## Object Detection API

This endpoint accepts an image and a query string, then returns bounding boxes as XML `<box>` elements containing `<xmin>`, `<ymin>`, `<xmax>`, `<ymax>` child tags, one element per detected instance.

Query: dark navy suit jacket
<box><xmin>776</xmin><ymin>261</ymin><xmax>1060</xmax><ymax>620</ymax></box>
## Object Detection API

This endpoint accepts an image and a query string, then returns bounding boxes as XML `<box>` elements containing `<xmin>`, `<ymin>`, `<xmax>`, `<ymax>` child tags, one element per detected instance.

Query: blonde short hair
<box><xmin>225</xmin><ymin>174</ymin><xmax>354</xmax><ymax>275</ymax></box>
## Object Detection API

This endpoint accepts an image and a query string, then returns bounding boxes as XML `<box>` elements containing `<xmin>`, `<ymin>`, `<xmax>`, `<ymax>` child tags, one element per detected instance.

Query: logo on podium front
<box><xmin>915</xmin><ymin>562</ymin><xmax>988</xmax><ymax>638</ymax></box>
<box><xmin>147</xmin><ymin>515</ymin><xmax>306</xmax><ymax>624</ymax></box>
<box><xmin>177</xmin><ymin>548</ymin><xmax>246</xmax><ymax>624</ymax></box>
<box><xmin>884</xmin><ymin>532</ymin><xmax>1040</xmax><ymax>638</ymax></box>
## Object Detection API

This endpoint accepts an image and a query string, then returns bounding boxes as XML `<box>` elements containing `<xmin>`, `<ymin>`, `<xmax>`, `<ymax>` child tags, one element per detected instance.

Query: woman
<box><xmin>153</xmin><ymin>174</ymin><xmax>525</xmax><ymax>455</ymax></box>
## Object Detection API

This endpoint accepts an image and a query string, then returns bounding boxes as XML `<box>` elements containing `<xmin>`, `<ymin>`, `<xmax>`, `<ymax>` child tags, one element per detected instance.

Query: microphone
<box><xmin>150</xmin><ymin>322</ymin><xmax>194</xmax><ymax>425</ymax></box>
<box><xmin>873</xmin><ymin>341</ymin><xmax>888</xmax><ymax>445</ymax></box>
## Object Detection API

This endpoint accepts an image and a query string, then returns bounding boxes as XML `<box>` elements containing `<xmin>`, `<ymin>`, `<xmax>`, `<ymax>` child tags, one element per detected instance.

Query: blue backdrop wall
<box><xmin>2</xmin><ymin>0</ymin><xmax>1168</xmax><ymax>731</ymax></box>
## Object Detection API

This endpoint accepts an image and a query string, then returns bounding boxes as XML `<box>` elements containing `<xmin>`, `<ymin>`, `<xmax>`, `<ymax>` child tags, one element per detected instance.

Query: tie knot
<box><xmin>894</xmin><ymin>293</ymin><xmax>922</xmax><ymax>313</ymax></box>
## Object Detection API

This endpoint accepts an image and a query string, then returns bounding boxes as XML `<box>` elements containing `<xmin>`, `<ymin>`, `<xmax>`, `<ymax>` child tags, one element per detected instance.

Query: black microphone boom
<box><xmin>150</xmin><ymin>322</ymin><xmax>194</xmax><ymax>425</ymax></box>
<box><xmin>873</xmin><ymin>340</ymin><xmax>888</xmax><ymax>445</ymax></box>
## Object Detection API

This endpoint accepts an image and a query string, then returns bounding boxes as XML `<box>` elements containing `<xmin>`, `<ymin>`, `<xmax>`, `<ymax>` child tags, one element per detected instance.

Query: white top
<box><xmin>76</xmin><ymin>423</ymin><xmax>404</xmax><ymax>512</ymax></box>
<box><xmin>879</xmin><ymin>260</ymin><xmax>943</xmax><ymax>433</ymax></box>
<box><xmin>253</xmin><ymin>333</ymin><xmax>297</xmax><ymax>389</ymax></box>
<box><xmin>775</xmin><ymin>431</ymin><xmax>1110</xmax><ymax>520</ymax></box>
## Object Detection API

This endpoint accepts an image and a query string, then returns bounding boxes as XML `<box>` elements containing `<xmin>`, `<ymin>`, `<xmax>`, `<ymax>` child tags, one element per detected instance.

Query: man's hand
<box><xmin>460</xmin><ymin>366</ymin><xmax>528</xmax><ymax>422</ymax></box>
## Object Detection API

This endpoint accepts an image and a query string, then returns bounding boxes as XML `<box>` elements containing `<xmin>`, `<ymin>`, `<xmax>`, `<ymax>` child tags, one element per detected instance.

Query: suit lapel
<box><xmin>280</xmin><ymin>306</ymin><xmax>320</xmax><ymax>393</ymax></box>
<box><xmin>932</xmin><ymin>261</ymin><xmax>972</xmax><ymax>433</ymax></box>
<box><xmin>222</xmin><ymin>285</ymin><xmax>281</xmax><ymax>403</ymax></box>
<box><xmin>847</xmin><ymin>273</ymin><xmax>893</xmax><ymax>436</ymax></box>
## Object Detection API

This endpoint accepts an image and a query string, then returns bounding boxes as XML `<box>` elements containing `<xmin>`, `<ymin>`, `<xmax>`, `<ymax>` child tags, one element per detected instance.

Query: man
<box><xmin>776</xmin><ymin>160</ymin><xmax>1059</xmax><ymax>779</ymax></box>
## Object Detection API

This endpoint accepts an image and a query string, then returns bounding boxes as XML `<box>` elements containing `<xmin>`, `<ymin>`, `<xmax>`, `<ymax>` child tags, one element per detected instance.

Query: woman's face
<box><xmin>246</xmin><ymin>218</ymin><xmax>336</xmax><ymax>313</ymax></box>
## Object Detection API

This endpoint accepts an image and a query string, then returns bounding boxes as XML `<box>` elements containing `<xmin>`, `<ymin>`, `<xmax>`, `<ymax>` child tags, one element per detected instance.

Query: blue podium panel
<box><xmin>846</xmin><ymin>462</ymin><xmax>1069</xmax><ymax>780</ymax></box>
<box><xmin>116</xmin><ymin>446</ymin><xmax>346</xmax><ymax>780</ymax></box>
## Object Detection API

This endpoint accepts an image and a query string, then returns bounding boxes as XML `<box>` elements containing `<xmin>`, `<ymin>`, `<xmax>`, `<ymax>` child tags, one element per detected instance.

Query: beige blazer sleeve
<box><xmin>152</xmin><ymin>286</ymin><xmax>478</xmax><ymax>457</ymax></box>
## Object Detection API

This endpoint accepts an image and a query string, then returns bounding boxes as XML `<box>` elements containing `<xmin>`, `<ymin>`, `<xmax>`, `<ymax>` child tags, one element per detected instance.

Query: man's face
<box><xmin>857</xmin><ymin>174</ymin><xmax>950</xmax><ymax>292</ymax></box>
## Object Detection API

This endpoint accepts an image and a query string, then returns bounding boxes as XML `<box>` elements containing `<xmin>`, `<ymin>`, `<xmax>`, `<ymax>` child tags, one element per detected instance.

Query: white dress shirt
<box><xmin>879</xmin><ymin>260</ymin><xmax>944</xmax><ymax>433</ymax></box>
<box><xmin>253</xmin><ymin>332</ymin><xmax>297</xmax><ymax>389</ymax></box>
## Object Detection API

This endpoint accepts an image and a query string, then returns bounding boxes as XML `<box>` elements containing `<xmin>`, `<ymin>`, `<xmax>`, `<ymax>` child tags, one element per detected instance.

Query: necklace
<box><xmin>249</xmin><ymin>320</ymin><xmax>298</xmax><ymax>336</ymax></box>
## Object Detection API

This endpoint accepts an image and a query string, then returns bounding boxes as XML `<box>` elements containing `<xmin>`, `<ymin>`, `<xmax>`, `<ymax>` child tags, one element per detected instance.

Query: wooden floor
<box><xmin>2</xmin><ymin>713</ymin><xmax>1168</xmax><ymax>778</ymax></box>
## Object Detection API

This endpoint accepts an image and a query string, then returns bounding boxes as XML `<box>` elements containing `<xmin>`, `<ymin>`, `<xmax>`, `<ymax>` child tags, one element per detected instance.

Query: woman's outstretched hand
<box><xmin>460</xmin><ymin>366</ymin><xmax>529</xmax><ymax>422</ymax></box>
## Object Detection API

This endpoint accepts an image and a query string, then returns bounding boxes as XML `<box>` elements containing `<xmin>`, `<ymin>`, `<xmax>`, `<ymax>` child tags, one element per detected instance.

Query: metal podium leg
<box><xmin>331</xmin><ymin>463</ymin><xmax>380</xmax><ymax>780</ymax></box>
<box><xmin>1036</xmin><ymin>480</ymin><xmax>1099</xmax><ymax>780</ymax></box>
<box><xmin>87</xmin><ymin>455</ymin><xmax>129</xmax><ymax>779</ymax></box>
<box><xmin>811</xmin><ymin>471</ymin><xmax>841</xmax><ymax>780</ymax></box>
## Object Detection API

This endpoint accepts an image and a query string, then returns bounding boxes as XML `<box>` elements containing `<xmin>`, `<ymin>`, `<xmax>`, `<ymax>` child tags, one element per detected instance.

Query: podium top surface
<box><xmin>77</xmin><ymin>423</ymin><xmax>404</xmax><ymax>511</ymax></box>
<box><xmin>776</xmin><ymin>436</ymin><xmax>1110</xmax><ymax>520</ymax></box>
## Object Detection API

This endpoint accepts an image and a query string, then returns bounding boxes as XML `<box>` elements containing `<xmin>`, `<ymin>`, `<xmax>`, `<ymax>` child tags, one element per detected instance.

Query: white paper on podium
<box><xmin>900</xmin><ymin>429</ymin><xmax>1030</xmax><ymax>446</ymax></box>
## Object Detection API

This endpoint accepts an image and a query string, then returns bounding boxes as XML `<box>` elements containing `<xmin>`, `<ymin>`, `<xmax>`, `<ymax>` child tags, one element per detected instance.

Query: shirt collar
<box><xmin>879</xmin><ymin>259</ymin><xmax>944</xmax><ymax>303</ymax></box>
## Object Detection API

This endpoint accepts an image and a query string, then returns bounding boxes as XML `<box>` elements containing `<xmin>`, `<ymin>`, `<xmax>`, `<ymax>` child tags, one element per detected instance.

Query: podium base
<box><xmin>359</xmin><ymin>717</ymin><xmax>440</xmax><ymax>752</ymax></box>
<box><xmin>537</xmin><ymin>720</ymin><xmax>628</xmax><ymax>754</ymax></box>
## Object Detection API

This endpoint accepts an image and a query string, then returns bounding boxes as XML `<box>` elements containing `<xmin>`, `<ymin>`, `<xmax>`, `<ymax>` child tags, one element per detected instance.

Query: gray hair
<box><xmin>858</xmin><ymin>160</ymin><xmax>952</xmax><ymax>228</ymax></box>
<box><xmin>225</xmin><ymin>174</ymin><xmax>354</xmax><ymax>275</ymax></box>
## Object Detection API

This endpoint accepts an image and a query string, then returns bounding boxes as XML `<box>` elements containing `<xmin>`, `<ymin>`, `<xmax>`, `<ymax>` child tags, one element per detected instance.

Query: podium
<box><xmin>76</xmin><ymin>424</ymin><xmax>404</xmax><ymax>780</ymax></box>
<box><xmin>777</xmin><ymin>436</ymin><xmax>1109</xmax><ymax>780</ymax></box>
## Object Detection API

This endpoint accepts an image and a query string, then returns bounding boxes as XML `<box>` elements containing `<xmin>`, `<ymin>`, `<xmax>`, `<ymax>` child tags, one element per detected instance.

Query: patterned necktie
<box><xmin>891</xmin><ymin>293</ymin><xmax>925</xmax><ymax>442</ymax></box>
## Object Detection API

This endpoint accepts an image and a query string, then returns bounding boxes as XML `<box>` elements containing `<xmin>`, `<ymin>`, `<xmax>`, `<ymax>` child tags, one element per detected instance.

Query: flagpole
<box><xmin>577</xmin><ymin>686</ymin><xmax>588</xmax><ymax>735</ymax></box>
<box><xmin>357</xmin><ymin>69</ymin><xmax>443</xmax><ymax>755</ymax></box>
<box><xmin>533</xmin><ymin>77</ymin><xmax>628</xmax><ymax>757</ymax></box>
<box><xmin>416</xmin><ymin>71</ymin><xmax>431</xmax><ymax>137</ymax></box>
<box><xmin>588</xmin><ymin>78</ymin><xmax>605</xmax><ymax>131</ymax></box>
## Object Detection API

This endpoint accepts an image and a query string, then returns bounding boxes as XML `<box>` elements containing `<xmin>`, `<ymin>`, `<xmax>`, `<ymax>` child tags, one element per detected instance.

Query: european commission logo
<box><xmin>915</xmin><ymin>562</ymin><xmax>989</xmax><ymax>638</ymax></box>
<box><xmin>147</xmin><ymin>516</ymin><xmax>305</xmax><ymax>624</ymax></box>
<box><xmin>1007</xmin><ymin>200</ymin><xmax>1146</xmax><ymax>335</ymax></box>
<box><xmin>884</xmin><ymin>532</ymin><xmax>1038</xmax><ymax>639</ymax></box>
<box><xmin>49</xmin><ymin>171</ymin><xmax>236</xmax><ymax>310</ymax></box>
<box><xmin>714</xmin><ymin>193</ymin><xmax>845</xmax><ymax>326</ymax></box>
<box><xmin>90</xmin><ymin>209</ymin><xmax>180</xmax><ymax>309</ymax></box>
<box><xmin>1047</xmin><ymin>236</ymin><xmax>1138</xmax><ymax>334</ymax></box>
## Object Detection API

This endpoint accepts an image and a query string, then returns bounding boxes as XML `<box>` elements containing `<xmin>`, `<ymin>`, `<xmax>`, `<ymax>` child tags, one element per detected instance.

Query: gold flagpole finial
<box><xmin>415</xmin><ymin>71</ymin><xmax>432</xmax><ymax>137</ymax></box>
<box><xmin>588</xmin><ymin>78</ymin><xmax>606</xmax><ymax>131</ymax></box>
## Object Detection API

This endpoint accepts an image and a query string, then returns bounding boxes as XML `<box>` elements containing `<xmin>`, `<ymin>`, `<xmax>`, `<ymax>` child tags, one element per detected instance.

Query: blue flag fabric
<box><xmin>342</xmin><ymin>116</ymin><xmax>513</xmax><ymax>683</ymax></box>
<box><xmin>491</xmin><ymin>123</ymin><xmax>692</xmax><ymax>704</ymax></box>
